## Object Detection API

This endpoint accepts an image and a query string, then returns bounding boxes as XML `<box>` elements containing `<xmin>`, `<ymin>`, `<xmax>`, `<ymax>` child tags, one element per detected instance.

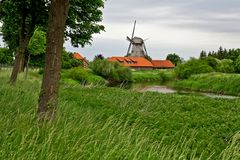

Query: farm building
<box><xmin>108</xmin><ymin>57</ymin><xmax>175</xmax><ymax>70</ymax></box>
<box><xmin>108</xmin><ymin>57</ymin><xmax>153</xmax><ymax>70</ymax></box>
<box><xmin>151</xmin><ymin>60</ymin><xmax>175</xmax><ymax>69</ymax></box>
<box><xmin>72</xmin><ymin>53</ymin><xmax>89</xmax><ymax>68</ymax></box>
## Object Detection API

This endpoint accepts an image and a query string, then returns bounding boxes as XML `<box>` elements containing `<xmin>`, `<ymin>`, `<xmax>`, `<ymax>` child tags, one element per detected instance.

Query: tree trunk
<box><xmin>38</xmin><ymin>0</ymin><xmax>70</xmax><ymax>119</ymax></box>
<box><xmin>9</xmin><ymin>39</ymin><xmax>30</xmax><ymax>84</ymax></box>
<box><xmin>9</xmin><ymin>8</ymin><xmax>35</xmax><ymax>85</ymax></box>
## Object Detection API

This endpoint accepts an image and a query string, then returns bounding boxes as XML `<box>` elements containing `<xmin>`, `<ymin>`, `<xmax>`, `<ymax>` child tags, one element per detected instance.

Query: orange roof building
<box><xmin>108</xmin><ymin>57</ymin><xmax>153</xmax><ymax>70</ymax></box>
<box><xmin>108</xmin><ymin>57</ymin><xmax>175</xmax><ymax>70</ymax></box>
<box><xmin>72</xmin><ymin>52</ymin><xmax>89</xmax><ymax>68</ymax></box>
<box><xmin>151</xmin><ymin>60</ymin><xmax>175</xmax><ymax>69</ymax></box>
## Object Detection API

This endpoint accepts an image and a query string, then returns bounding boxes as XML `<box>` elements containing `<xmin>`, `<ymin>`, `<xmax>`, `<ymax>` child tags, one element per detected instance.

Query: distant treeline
<box><xmin>200</xmin><ymin>46</ymin><xmax>240</xmax><ymax>61</ymax></box>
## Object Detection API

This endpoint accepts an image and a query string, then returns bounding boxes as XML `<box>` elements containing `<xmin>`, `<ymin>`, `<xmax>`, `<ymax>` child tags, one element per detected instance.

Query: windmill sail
<box><xmin>127</xmin><ymin>20</ymin><xmax>136</xmax><ymax>55</ymax></box>
<box><xmin>126</xmin><ymin>21</ymin><xmax>149</xmax><ymax>57</ymax></box>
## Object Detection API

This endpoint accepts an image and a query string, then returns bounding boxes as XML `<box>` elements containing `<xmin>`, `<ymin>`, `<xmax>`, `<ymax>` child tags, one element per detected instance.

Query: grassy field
<box><xmin>0</xmin><ymin>70</ymin><xmax>240</xmax><ymax>159</ymax></box>
<box><xmin>174</xmin><ymin>72</ymin><xmax>240</xmax><ymax>96</ymax></box>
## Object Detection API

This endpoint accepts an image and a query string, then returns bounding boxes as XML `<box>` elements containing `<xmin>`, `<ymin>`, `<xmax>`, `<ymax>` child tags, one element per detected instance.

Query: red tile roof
<box><xmin>73</xmin><ymin>53</ymin><xmax>85</xmax><ymax>60</ymax></box>
<box><xmin>151</xmin><ymin>60</ymin><xmax>175</xmax><ymax>68</ymax></box>
<box><xmin>108</xmin><ymin>57</ymin><xmax>153</xmax><ymax>67</ymax></box>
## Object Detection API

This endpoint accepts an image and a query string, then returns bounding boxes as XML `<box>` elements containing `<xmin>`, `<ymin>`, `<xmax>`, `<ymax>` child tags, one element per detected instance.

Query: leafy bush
<box><xmin>216</xmin><ymin>59</ymin><xmax>235</xmax><ymax>73</ymax></box>
<box><xmin>175</xmin><ymin>58</ymin><xmax>214</xmax><ymax>79</ymax></box>
<box><xmin>205</xmin><ymin>57</ymin><xmax>219</xmax><ymax>70</ymax></box>
<box><xmin>159</xmin><ymin>70</ymin><xmax>176</xmax><ymax>83</ymax></box>
<box><xmin>62</xmin><ymin>51</ymin><xmax>83</xmax><ymax>69</ymax></box>
<box><xmin>63</xmin><ymin>67</ymin><xmax>106</xmax><ymax>85</ymax></box>
<box><xmin>90</xmin><ymin>59</ymin><xmax>132</xmax><ymax>85</ymax></box>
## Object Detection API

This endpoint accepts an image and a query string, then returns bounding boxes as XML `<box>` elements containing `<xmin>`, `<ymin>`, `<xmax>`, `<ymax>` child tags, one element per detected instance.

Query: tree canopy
<box><xmin>166</xmin><ymin>53</ymin><xmax>183</xmax><ymax>66</ymax></box>
<box><xmin>0</xmin><ymin>0</ymin><xmax>105</xmax><ymax>84</ymax></box>
<box><xmin>28</xmin><ymin>28</ymin><xmax>46</xmax><ymax>56</ymax></box>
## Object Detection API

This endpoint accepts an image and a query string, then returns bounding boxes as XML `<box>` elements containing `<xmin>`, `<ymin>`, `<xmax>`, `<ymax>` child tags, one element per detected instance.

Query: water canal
<box><xmin>136</xmin><ymin>85</ymin><xmax>239</xmax><ymax>99</ymax></box>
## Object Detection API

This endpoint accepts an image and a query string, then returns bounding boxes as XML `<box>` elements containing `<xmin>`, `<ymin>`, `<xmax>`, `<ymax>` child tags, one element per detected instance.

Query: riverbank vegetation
<box><xmin>132</xmin><ymin>70</ymin><xmax>176</xmax><ymax>83</ymax></box>
<box><xmin>0</xmin><ymin>70</ymin><xmax>239</xmax><ymax>159</ymax></box>
<box><xmin>174</xmin><ymin>73</ymin><xmax>240</xmax><ymax>96</ymax></box>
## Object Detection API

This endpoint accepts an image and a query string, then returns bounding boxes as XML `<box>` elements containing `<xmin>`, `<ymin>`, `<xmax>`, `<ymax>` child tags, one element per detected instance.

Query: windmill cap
<box><xmin>132</xmin><ymin>37</ymin><xmax>144</xmax><ymax>43</ymax></box>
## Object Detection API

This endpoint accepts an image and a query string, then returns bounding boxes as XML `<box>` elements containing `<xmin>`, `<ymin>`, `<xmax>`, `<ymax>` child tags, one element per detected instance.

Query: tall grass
<box><xmin>174</xmin><ymin>72</ymin><xmax>240</xmax><ymax>96</ymax></box>
<box><xmin>0</xmin><ymin>70</ymin><xmax>239</xmax><ymax>159</ymax></box>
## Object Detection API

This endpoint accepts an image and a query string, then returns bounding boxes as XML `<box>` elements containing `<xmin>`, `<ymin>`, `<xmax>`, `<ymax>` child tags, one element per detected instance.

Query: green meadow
<box><xmin>0</xmin><ymin>70</ymin><xmax>239</xmax><ymax>159</ymax></box>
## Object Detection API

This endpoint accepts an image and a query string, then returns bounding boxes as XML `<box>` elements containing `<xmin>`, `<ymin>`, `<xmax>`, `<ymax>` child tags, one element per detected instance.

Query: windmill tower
<box><xmin>126</xmin><ymin>21</ymin><xmax>148</xmax><ymax>57</ymax></box>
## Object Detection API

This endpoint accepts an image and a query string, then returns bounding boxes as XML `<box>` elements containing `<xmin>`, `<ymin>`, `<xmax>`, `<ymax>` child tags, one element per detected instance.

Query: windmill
<box><xmin>126</xmin><ymin>20</ymin><xmax>148</xmax><ymax>57</ymax></box>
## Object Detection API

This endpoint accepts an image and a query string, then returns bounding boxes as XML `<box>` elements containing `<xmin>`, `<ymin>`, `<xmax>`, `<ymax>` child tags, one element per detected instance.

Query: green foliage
<box><xmin>132</xmin><ymin>70</ymin><xmax>176</xmax><ymax>83</ymax></box>
<box><xmin>205</xmin><ymin>56</ymin><xmax>219</xmax><ymax>70</ymax></box>
<box><xmin>235</xmin><ymin>55</ymin><xmax>240</xmax><ymax>73</ymax></box>
<box><xmin>93</xmin><ymin>54</ymin><xmax>104</xmax><ymax>61</ymax></box>
<box><xmin>199</xmin><ymin>50</ymin><xmax>207</xmax><ymax>59</ymax></box>
<box><xmin>207</xmin><ymin>47</ymin><xmax>240</xmax><ymax>61</ymax></box>
<box><xmin>27</xmin><ymin>28</ymin><xmax>46</xmax><ymax>55</ymax></box>
<box><xmin>174</xmin><ymin>72</ymin><xmax>240</xmax><ymax>96</ymax></box>
<box><xmin>159</xmin><ymin>70</ymin><xmax>176</xmax><ymax>83</ymax></box>
<box><xmin>166</xmin><ymin>53</ymin><xmax>183</xmax><ymax>66</ymax></box>
<box><xmin>28</xmin><ymin>53</ymin><xmax>45</xmax><ymax>68</ymax></box>
<box><xmin>175</xmin><ymin>58</ymin><xmax>214</xmax><ymax>79</ymax></box>
<box><xmin>0</xmin><ymin>0</ymin><xmax>105</xmax><ymax>53</ymax></box>
<box><xmin>90</xmin><ymin>59</ymin><xmax>132</xmax><ymax>85</ymax></box>
<box><xmin>216</xmin><ymin>59</ymin><xmax>235</xmax><ymax>73</ymax></box>
<box><xmin>0</xmin><ymin>71</ymin><xmax>239</xmax><ymax>159</ymax></box>
<box><xmin>132</xmin><ymin>70</ymin><xmax>161</xmax><ymax>83</ymax></box>
<box><xmin>62</xmin><ymin>67</ymin><xmax>106</xmax><ymax>85</ymax></box>
<box><xmin>62</xmin><ymin>50</ymin><xmax>83</xmax><ymax>69</ymax></box>
<box><xmin>0</xmin><ymin>0</ymin><xmax>48</xmax><ymax>51</ymax></box>
<box><xmin>0</xmin><ymin>47</ymin><xmax>13</xmax><ymax>64</ymax></box>
<box><xmin>66</xmin><ymin>0</ymin><xmax>105</xmax><ymax>47</ymax></box>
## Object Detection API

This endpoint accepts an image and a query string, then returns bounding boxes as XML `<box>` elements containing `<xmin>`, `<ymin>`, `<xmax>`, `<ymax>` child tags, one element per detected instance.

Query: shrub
<box><xmin>62</xmin><ymin>51</ymin><xmax>83</xmax><ymax>69</ymax></box>
<box><xmin>216</xmin><ymin>59</ymin><xmax>235</xmax><ymax>73</ymax></box>
<box><xmin>63</xmin><ymin>67</ymin><xmax>106</xmax><ymax>85</ymax></box>
<box><xmin>205</xmin><ymin>57</ymin><xmax>219</xmax><ymax>70</ymax></box>
<box><xmin>159</xmin><ymin>70</ymin><xmax>176</xmax><ymax>83</ymax></box>
<box><xmin>90</xmin><ymin>59</ymin><xmax>132</xmax><ymax>85</ymax></box>
<box><xmin>175</xmin><ymin>58</ymin><xmax>214</xmax><ymax>79</ymax></box>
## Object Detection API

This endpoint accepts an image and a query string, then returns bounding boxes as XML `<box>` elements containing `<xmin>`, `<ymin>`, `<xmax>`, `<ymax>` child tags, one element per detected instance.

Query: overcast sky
<box><xmin>66</xmin><ymin>0</ymin><xmax>240</xmax><ymax>60</ymax></box>
<box><xmin>2</xmin><ymin>0</ymin><xmax>240</xmax><ymax>60</ymax></box>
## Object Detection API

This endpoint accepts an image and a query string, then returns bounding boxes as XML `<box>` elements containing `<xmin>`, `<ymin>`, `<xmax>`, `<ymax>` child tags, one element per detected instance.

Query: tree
<box><xmin>38</xmin><ymin>0</ymin><xmax>105</xmax><ymax>118</ymax></box>
<box><xmin>199</xmin><ymin>50</ymin><xmax>207</xmax><ymax>59</ymax></box>
<box><xmin>26</xmin><ymin>28</ymin><xmax>46</xmax><ymax>78</ymax></box>
<box><xmin>166</xmin><ymin>53</ymin><xmax>183</xmax><ymax>66</ymax></box>
<box><xmin>0</xmin><ymin>0</ymin><xmax>48</xmax><ymax>84</ymax></box>
<box><xmin>94</xmin><ymin>54</ymin><xmax>104</xmax><ymax>61</ymax></box>
<box><xmin>38</xmin><ymin>0</ymin><xmax>70</xmax><ymax>118</ymax></box>
<box><xmin>175</xmin><ymin>59</ymin><xmax>214</xmax><ymax>79</ymax></box>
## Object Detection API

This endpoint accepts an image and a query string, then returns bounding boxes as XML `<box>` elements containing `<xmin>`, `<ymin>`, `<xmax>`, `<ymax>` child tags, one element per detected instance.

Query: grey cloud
<box><xmin>103</xmin><ymin>0</ymin><xmax>240</xmax><ymax>33</ymax></box>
